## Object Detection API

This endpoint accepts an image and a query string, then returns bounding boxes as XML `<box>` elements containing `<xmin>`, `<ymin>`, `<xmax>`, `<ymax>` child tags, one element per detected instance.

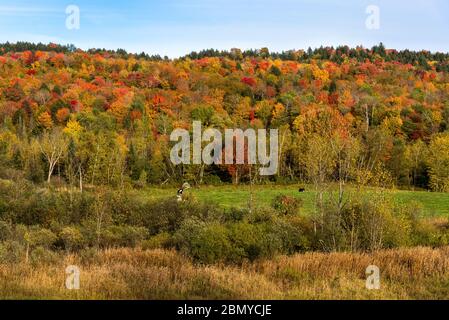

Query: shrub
<box><xmin>130</xmin><ymin>198</ymin><xmax>223</xmax><ymax>235</ymax></box>
<box><xmin>270</xmin><ymin>216</ymin><xmax>314</xmax><ymax>253</ymax></box>
<box><xmin>0</xmin><ymin>240</ymin><xmax>24</xmax><ymax>263</ymax></box>
<box><xmin>271</xmin><ymin>195</ymin><xmax>302</xmax><ymax>215</ymax></box>
<box><xmin>411</xmin><ymin>218</ymin><xmax>449</xmax><ymax>247</ymax></box>
<box><xmin>140</xmin><ymin>232</ymin><xmax>172</xmax><ymax>250</ymax></box>
<box><xmin>227</xmin><ymin>222</ymin><xmax>262</xmax><ymax>262</ymax></box>
<box><xmin>61</xmin><ymin>192</ymin><xmax>95</xmax><ymax>225</ymax></box>
<box><xmin>60</xmin><ymin>226</ymin><xmax>85</xmax><ymax>251</ymax></box>
<box><xmin>30</xmin><ymin>246</ymin><xmax>59</xmax><ymax>265</ymax></box>
<box><xmin>188</xmin><ymin>223</ymin><xmax>231</xmax><ymax>264</ymax></box>
<box><xmin>19</xmin><ymin>191</ymin><xmax>66</xmax><ymax>226</ymax></box>
<box><xmin>0</xmin><ymin>185</ymin><xmax>95</xmax><ymax>226</ymax></box>
<box><xmin>104</xmin><ymin>191</ymin><xmax>138</xmax><ymax>225</ymax></box>
<box><xmin>201</xmin><ymin>175</ymin><xmax>223</xmax><ymax>185</ymax></box>
<box><xmin>174</xmin><ymin>214</ymin><xmax>305</xmax><ymax>264</ymax></box>
<box><xmin>133</xmin><ymin>171</ymin><xmax>148</xmax><ymax>189</ymax></box>
<box><xmin>246</xmin><ymin>207</ymin><xmax>278</xmax><ymax>223</ymax></box>
<box><xmin>174</xmin><ymin>219</ymin><xmax>231</xmax><ymax>264</ymax></box>
<box><xmin>25</xmin><ymin>227</ymin><xmax>57</xmax><ymax>249</ymax></box>
<box><xmin>0</xmin><ymin>221</ymin><xmax>12</xmax><ymax>241</ymax></box>
<box><xmin>317</xmin><ymin>193</ymin><xmax>417</xmax><ymax>252</ymax></box>
<box><xmin>226</xmin><ymin>221</ymin><xmax>287</xmax><ymax>262</ymax></box>
<box><xmin>225</xmin><ymin>207</ymin><xmax>247</xmax><ymax>222</ymax></box>
<box><xmin>101</xmin><ymin>225</ymin><xmax>148</xmax><ymax>248</ymax></box>
<box><xmin>136</xmin><ymin>199</ymin><xmax>188</xmax><ymax>234</ymax></box>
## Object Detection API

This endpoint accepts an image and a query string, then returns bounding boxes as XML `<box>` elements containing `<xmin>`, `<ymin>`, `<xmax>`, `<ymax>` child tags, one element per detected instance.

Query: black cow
<box><xmin>298</xmin><ymin>188</ymin><xmax>306</xmax><ymax>193</ymax></box>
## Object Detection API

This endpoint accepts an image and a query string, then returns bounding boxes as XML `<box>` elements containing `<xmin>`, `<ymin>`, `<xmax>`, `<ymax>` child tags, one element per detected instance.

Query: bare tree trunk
<box><xmin>47</xmin><ymin>164</ymin><xmax>53</xmax><ymax>183</ymax></box>
<box><xmin>95</xmin><ymin>194</ymin><xmax>105</xmax><ymax>248</ymax></box>
<box><xmin>79</xmin><ymin>165</ymin><xmax>83</xmax><ymax>192</ymax></box>
<box><xmin>91</xmin><ymin>143</ymin><xmax>100</xmax><ymax>185</ymax></box>
<box><xmin>199</xmin><ymin>164</ymin><xmax>205</xmax><ymax>185</ymax></box>
<box><xmin>248</xmin><ymin>165</ymin><xmax>254</xmax><ymax>214</ymax></box>
<box><xmin>365</xmin><ymin>104</ymin><xmax>370</xmax><ymax>132</ymax></box>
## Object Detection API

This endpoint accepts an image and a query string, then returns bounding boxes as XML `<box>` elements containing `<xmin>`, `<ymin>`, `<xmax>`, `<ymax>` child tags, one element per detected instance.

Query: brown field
<box><xmin>1</xmin><ymin>246</ymin><xmax>448</xmax><ymax>300</ymax></box>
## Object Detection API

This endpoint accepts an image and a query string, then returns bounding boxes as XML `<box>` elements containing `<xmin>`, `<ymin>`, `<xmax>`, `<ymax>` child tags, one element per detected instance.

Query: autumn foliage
<box><xmin>0</xmin><ymin>42</ymin><xmax>448</xmax><ymax>189</ymax></box>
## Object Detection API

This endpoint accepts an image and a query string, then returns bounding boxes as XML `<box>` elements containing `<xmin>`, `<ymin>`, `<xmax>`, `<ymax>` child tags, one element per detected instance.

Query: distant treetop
<box><xmin>1</xmin><ymin>41</ymin><xmax>449</xmax><ymax>71</ymax></box>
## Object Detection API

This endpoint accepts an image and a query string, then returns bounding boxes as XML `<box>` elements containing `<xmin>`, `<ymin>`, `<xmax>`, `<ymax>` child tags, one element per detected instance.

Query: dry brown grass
<box><xmin>0</xmin><ymin>247</ymin><xmax>448</xmax><ymax>300</ymax></box>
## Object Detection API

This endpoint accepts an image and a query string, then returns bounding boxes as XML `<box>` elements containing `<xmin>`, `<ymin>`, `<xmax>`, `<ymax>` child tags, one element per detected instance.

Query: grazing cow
<box><xmin>298</xmin><ymin>188</ymin><xmax>306</xmax><ymax>193</ymax></box>
<box><xmin>177</xmin><ymin>182</ymin><xmax>191</xmax><ymax>202</ymax></box>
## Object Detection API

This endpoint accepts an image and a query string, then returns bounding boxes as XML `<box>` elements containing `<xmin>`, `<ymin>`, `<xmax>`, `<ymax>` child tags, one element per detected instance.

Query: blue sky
<box><xmin>0</xmin><ymin>0</ymin><xmax>448</xmax><ymax>57</ymax></box>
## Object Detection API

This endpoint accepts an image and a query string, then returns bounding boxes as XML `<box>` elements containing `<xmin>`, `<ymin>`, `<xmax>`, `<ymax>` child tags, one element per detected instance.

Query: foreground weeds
<box><xmin>0</xmin><ymin>246</ymin><xmax>448</xmax><ymax>300</ymax></box>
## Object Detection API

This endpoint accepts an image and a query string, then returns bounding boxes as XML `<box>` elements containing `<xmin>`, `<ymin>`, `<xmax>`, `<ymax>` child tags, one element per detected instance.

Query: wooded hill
<box><xmin>1</xmin><ymin>42</ymin><xmax>449</xmax><ymax>190</ymax></box>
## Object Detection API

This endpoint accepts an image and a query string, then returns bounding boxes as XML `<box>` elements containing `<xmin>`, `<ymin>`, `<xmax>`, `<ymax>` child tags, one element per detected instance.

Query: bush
<box><xmin>227</xmin><ymin>222</ymin><xmax>263</xmax><ymax>262</ymax></box>
<box><xmin>411</xmin><ymin>218</ymin><xmax>449</xmax><ymax>247</ymax></box>
<box><xmin>0</xmin><ymin>240</ymin><xmax>24</xmax><ymax>263</ymax></box>
<box><xmin>316</xmin><ymin>193</ymin><xmax>417</xmax><ymax>252</ymax></box>
<box><xmin>17</xmin><ymin>191</ymin><xmax>66</xmax><ymax>226</ymax></box>
<box><xmin>201</xmin><ymin>175</ymin><xmax>223</xmax><ymax>185</ymax></box>
<box><xmin>60</xmin><ymin>226</ymin><xmax>85</xmax><ymax>251</ymax></box>
<box><xmin>189</xmin><ymin>223</ymin><xmax>231</xmax><ymax>264</ymax></box>
<box><xmin>0</xmin><ymin>183</ymin><xmax>95</xmax><ymax>226</ymax></box>
<box><xmin>270</xmin><ymin>216</ymin><xmax>314</xmax><ymax>253</ymax></box>
<box><xmin>0</xmin><ymin>221</ymin><xmax>12</xmax><ymax>241</ymax></box>
<box><xmin>271</xmin><ymin>195</ymin><xmax>302</xmax><ymax>215</ymax></box>
<box><xmin>136</xmin><ymin>199</ymin><xmax>187</xmax><ymax>234</ymax></box>
<box><xmin>61</xmin><ymin>192</ymin><xmax>95</xmax><ymax>225</ymax></box>
<box><xmin>101</xmin><ymin>225</ymin><xmax>148</xmax><ymax>248</ymax></box>
<box><xmin>246</xmin><ymin>207</ymin><xmax>278</xmax><ymax>223</ymax></box>
<box><xmin>174</xmin><ymin>219</ymin><xmax>231</xmax><ymax>264</ymax></box>
<box><xmin>141</xmin><ymin>232</ymin><xmax>172</xmax><ymax>250</ymax></box>
<box><xmin>103</xmin><ymin>191</ymin><xmax>138</xmax><ymax>225</ymax></box>
<box><xmin>224</xmin><ymin>207</ymin><xmax>247</xmax><ymax>222</ymax></box>
<box><xmin>25</xmin><ymin>227</ymin><xmax>57</xmax><ymax>248</ymax></box>
<box><xmin>173</xmin><ymin>213</ymin><xmax>307</xmax><ymax>264</ymax></box>
<box><xmin>30</xmin><ymin>246</ymin><xmax>59</xmax><ymax>265</ymax></box>
<box><xmin>130</xmin><ymin>197</ymin><xmax>224</xmax><ymax>235</ymax></box>
<box><xmin>227</xmin><ymin>221</ymin><xmax>288</xmax><ymax>262</ymax></box>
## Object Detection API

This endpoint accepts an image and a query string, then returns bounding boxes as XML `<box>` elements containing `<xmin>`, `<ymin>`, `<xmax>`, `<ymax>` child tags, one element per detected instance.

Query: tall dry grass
<box><xmin>0</xmin><ymin>247</ymin><xmax>448</xmax><ymax>300</ymax></box>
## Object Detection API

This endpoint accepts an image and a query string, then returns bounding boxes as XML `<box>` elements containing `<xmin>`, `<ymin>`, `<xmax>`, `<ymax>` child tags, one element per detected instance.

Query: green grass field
<box><xmin>137</xmin><ymin>185</ymin><xmax>449</xmax><ymax>217</ymax></box>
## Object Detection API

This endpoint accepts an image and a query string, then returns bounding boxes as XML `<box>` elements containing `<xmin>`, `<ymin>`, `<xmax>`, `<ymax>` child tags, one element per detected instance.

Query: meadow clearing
<box><xmin>137</xmin><ymin>184</ymin><xmax>449</xmax><ymax>217</ymax></box>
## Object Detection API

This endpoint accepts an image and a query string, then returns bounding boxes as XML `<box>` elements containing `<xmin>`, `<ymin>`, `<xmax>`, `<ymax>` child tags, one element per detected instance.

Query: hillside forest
<box><xmin>0</xmin><ymin>42</ymin><xmax>448</xmax><ymax>191</ymax></box>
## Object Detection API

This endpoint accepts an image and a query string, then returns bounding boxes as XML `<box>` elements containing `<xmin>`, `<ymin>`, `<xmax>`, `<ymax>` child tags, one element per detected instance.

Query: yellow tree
<box><xmin>427</xmin><ymin>134</ymin><xmax>449</xmax><ymax>192</ymax></box>
<box><xmin>38</xmin><ymin>128</ymin><xmax>69</xmax><ymax>183</ymax></box>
